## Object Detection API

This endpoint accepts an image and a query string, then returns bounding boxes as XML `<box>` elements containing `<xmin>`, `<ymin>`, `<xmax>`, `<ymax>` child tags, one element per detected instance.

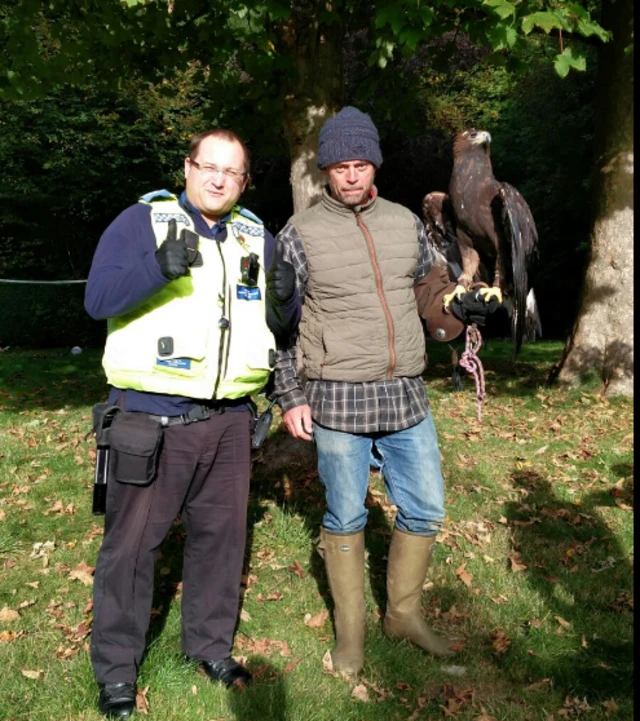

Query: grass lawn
<box><xmin>0</xmin><ymin>342</ymin><xmax>633</xmax><ymax>721</ymax></box>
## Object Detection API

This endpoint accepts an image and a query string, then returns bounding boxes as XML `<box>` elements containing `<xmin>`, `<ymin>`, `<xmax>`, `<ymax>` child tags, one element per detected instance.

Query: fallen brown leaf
<box><xmin>555</xmin><ymin>616</ymin><xmax>572</xmax><ymax>630</ymax></box>
<box><xmin>235</xmin><ymin>636</ymin><xmax>291</xmax><ymax>658</ymax></box>
<box><xmin>602</xmin><ymin>699</ymin><xmax>619</xmax><ymax>715</ymax></box>
<box><xmin>321</xmin><ymin>649</ymin><xmax>334</xmax><ymax>673</ymax></box>
<box><xmin>489</xmin><ymin>595</ymin><xmax>509</xmax><ymax>605</ymax></box>
<box><xmin>475</xmin><ymin>710</ymin><xmax>498</xmax><ymax>721</ymax></box>
<box><xmin>455</xmin><ymin>562</ymin><xmax>474</xmax><ymax>588</ymax></box>
<box><xmin>135</xmin><ymin>685</ymin><xmax>150</xmax><ymax>714</ymax></box>
<box><xmin>526</xmin><ymin>678</ymin><xmax>552</xmax><ymax>692</ymax></box>
<box><xmin>491</xmin><ymin>629</ymin><xmax>511</xmax><ymax>655</ymax></box>
<box><xmin>559</xmin><ymin>695</ymin><xmax>593</xmax><ymax>715</ymax></box>
<box><xmin>509</xmin><ymin>554</ymin><xmax>528</xmax><ymax>572</ymax></box>
<box><xmin>283</xmin><ymin>657</ymin><xmax>301</xmax><ymax>674</ymax></box>
<box><xmin>407</xmin><ymin>697</ymin><xmax>427</xmax><ymax>721</ymax></box>
<box><xmin>360</xmin><ymin>677</ymin><xmax>392</xmax><ymax>699</ymax></box>
<box><xmin>304</xmin><ymin>610</ymin><xmax>329</xmax><ymax>628</ymax></box>
<box><xmin>614</xmin><ymin>499</ymin><xmax>633</xmax><ymax>511</ymax></box>
<box><xmin>68</xmin><ymin>569</ymin><xmax>94</xmax><ymax>587</ymax></box>
<box><xmin>351</xmin><ymin>684</ymin><xmax>369</xmax><ymax>702</ymax></box>
<box><xmin>287</xmin><ymin>560</ymin><xmax>305</xmax><ymax>578</ymax></box>
<box><xmin>56</xmin><ymin>645</ymin><xmax>80</xmax><ymax>660</ymax></box>
<box><xmin>0</xmin><ymin>606</ymin><xmax>19</xmax><ymax>622</ymax></box>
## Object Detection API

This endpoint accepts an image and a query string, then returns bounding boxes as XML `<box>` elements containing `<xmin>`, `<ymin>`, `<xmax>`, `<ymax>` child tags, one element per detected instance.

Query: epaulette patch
<box><xmin>230</xmin><ymin>222</ymin><xmax>264</xmax><ymax>238</ymax></box>
<box><xmin>237</xmin><ymin>207</ymin><xmax>264</xmax><ymax>225</ymax></box>
<box><xmin>139</xmin><ymin>189</ymin><xmax>177</xmax><ymax>203</ymax></box>
<box><xmin>153</xmin><ymin>213</ymin><xmax>191</xmax><ymax>225</ymax></box>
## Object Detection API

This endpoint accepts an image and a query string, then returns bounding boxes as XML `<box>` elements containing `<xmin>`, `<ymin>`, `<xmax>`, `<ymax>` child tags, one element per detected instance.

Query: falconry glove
<box><xmin>155</xmin><ymin>218</ymin><xmax>190</xmax><ymax>281</ymax></box>
<box><xmin>266</xmin><ymin>242</ymin><xmax>295</xmax><ymax>304</ymax></box>
<box><xmin>450</xmin><ymin>290</ymin><xmax>500</xmax><ymax>327</ymax></box>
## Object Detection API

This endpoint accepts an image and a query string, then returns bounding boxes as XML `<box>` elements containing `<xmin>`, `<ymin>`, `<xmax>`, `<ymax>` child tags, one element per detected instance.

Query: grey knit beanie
<box><xmin>317</xmin><ymin>106</ymin><xmax>383</xmax><ymax>169</ymax></box>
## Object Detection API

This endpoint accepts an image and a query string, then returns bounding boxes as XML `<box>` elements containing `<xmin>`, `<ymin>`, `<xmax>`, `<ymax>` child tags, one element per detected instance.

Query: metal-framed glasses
<box><xmin>189</xmin><ymin>159</ymin><xmax>247</xmax><ymax>182</ymax></box>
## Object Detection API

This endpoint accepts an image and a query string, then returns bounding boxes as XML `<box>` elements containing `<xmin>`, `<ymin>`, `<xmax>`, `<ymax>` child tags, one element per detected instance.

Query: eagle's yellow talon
<box><xmin>443</xmin><ymin>284</ymin><xmax>467</xmax><ymax>311</ymax></box>
<box><xmin>478</xmin><ymin>287</ymin><xmax>503</xmax><ymax>304</ymax></box>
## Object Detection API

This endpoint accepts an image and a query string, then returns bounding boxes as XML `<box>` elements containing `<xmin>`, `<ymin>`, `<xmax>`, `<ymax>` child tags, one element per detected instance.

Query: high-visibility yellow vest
<box><xmin>102</xmin><ymin>191</ymin><xmax>275</xmax><ymax>399</ymax></box>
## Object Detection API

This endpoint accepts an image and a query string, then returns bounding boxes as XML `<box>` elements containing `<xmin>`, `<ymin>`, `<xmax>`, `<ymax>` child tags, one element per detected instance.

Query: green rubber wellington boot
<box><xmin>383</xmin><ymin>529</ymin><xmax>456</xmax><ymax>656</ymax></box>
<box><xmin>318</xmin><ymin>528</ymin><xmax>366</xmax><ymax>675</ymax></box>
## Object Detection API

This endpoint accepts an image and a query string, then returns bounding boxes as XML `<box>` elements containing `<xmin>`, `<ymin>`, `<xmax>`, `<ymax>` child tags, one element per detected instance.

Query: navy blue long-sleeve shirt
<box><xmin>85</xmin><ymin>191</ymin><xmax>299</xmax><ymax>415</ymax></box>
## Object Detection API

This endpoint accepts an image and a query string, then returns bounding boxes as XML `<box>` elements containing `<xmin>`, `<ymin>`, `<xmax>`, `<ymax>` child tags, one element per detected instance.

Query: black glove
<box><xmin>155</xmin><ymin>219</ymin><xmax>190</xmax><ymax>281</ymax></box>
<box><xmin>450</xmin><ymin>289</ymin><xmax>500</xmax><ymax>327</ymax></box>
<box><xmin>266</xmin><ymin>241</ymin><xmax>295</xmax><ymax>304</ymax></box>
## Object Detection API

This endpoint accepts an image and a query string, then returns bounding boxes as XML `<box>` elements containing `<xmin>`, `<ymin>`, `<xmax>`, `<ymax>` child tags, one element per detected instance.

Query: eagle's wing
<box><xmin>422</xmin><ymin>191</ymin><xmax>461</xmax><ymax>281</ymax></box>
<box><xmin>494</xmin><ymin>183</ymin><xmax>539</xmax><ymax>356</ymax></box>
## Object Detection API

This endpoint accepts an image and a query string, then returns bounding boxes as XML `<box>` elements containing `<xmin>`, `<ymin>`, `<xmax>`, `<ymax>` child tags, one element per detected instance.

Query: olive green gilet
<box><xmin>293</xmin><ymin>188</ymin><xmax>425</xmax><ymax>383</ymax></box>
<box><xmin>102</xmin><ymin>193</ymin><xmax>275</xmax><ymax>399</ymax></box>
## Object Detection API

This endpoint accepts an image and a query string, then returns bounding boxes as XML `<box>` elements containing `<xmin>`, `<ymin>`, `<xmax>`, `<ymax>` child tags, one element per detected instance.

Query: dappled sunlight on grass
<box><xmin>0</xmin><ymin>342</ymin><xmax>633</xmax><ymax>720</ymax></box>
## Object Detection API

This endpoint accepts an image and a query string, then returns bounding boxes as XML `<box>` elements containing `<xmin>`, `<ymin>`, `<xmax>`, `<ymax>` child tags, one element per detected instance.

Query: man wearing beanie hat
<box><xmin>273</xmin><ymin>107</ymin><xmax>492</xmax><ymax>675</ymax></box>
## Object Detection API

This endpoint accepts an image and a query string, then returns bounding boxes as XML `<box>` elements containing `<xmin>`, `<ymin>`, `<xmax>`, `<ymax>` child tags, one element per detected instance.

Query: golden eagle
<box><xmin>423</xmin><ymin>128</ymin><xmax>541</xmax><ymax>356</ymax></box>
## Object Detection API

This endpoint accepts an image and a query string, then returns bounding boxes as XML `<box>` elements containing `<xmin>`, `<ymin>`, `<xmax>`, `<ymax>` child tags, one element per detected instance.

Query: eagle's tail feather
<box><xmin>524</xmin><ymin>288</ymin><xmax>542</xmax><ymax>342</ymax></box>
<box><xmin>499</xmin><ymin>183</ymin><xmax>538</xmax><ymax>359</ymax></box>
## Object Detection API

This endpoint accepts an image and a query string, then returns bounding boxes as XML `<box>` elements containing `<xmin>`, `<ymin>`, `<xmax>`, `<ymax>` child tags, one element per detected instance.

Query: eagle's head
<box><xmin>453</xmin><ymin>128</ymin><xmax>492</xmax><ymax>157</ymax></box>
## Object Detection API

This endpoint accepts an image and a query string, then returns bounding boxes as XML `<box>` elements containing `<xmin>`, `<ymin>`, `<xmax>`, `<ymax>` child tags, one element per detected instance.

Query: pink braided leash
<box><xmin>459</xmin><ymin>324</ymin><xmax>485</xmax><ymax>422</ymax></box>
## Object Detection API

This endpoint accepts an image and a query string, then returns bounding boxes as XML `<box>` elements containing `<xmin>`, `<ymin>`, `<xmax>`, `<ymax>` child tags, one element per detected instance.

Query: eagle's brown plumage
<box><xmin>423</xmin><ymin>128</ymin><xmax>540</xmax><ymax>356</ymax></box>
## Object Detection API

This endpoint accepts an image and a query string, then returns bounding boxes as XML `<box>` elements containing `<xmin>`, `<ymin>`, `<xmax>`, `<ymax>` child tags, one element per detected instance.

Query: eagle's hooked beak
<box><xmin>473</xmin><ymin>130</ymin><xmax>492</xmax><ymax>147</ymax></box>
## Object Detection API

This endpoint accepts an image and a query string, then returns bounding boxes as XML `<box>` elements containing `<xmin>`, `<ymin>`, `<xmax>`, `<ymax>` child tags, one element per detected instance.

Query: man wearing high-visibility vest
<box><xmin>85</xmin><ymin>129</ymin><xmax>299</xmax><ymax>719</ymax></box>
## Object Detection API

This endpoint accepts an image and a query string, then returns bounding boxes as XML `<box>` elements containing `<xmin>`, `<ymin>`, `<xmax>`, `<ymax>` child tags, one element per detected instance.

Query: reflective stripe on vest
<box><xmin>102</xmin><ymin>194</ymin><xmax>275</xmax><ymax>399</ymax></box>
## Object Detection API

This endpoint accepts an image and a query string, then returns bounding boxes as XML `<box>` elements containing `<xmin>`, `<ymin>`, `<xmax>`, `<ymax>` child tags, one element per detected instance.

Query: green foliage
<box><xmin>370</xmin><ymin>0</ymin><xmax>609</xmax><ymax>75</ymax></box>
<box><xmin>0</xmin><ymin>1</ymin><xmax>608</xmax><ymax>105</ymax></box>
<box><xmin>0</xmin><ymin>1</ymin><xmax>613</xmax><ymax>346</ymax></box>
<box><xmin>554</xmin><ymin>46</ymin><xmax>588</xmax><ymax>76</ymax></box>
<box><xmin>0</xmin><ymin>75</ymin><xmax>215</xmax><ymax>280</ymax></box>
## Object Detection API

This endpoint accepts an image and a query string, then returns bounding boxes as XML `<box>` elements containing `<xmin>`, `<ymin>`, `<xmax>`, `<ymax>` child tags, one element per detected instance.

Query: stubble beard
<box><xmin>333</xmin><ymin>186</ymin><xmax>371</xmax><ymax>208</ymax></box>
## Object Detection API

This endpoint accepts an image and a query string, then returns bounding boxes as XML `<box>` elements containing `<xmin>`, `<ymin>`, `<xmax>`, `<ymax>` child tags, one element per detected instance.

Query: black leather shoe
<box><xmin>200</xmin><ymin>658</ymin><xmax>252</xmax><ymax>689</ymax></box>
<box><xmin>98</xmin><ymin>682</ymin><xmax>136</xmax><ymax>719</ymax></box>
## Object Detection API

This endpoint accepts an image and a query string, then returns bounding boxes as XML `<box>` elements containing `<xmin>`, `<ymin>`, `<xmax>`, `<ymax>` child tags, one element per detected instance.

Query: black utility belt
<box><xmin>90</xmin><ymin>402</ymin><xmax>229</xmax><ymax>513</ymax></box>
<box><xmin>148</xmin><ymin>403</ymin><xmax>227</xmax><ymax>427</ymax></box>
<box><xmin>92</xmin><ymin>407</ymin><xmax>163</xmax><ymax>491</ymax></box>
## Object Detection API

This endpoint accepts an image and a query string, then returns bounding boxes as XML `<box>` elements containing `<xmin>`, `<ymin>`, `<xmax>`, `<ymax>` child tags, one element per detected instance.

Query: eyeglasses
<box><xmin>189</xmin><ymin>159</ymin><xmax>247</xmax><ymax>182</ymax></box>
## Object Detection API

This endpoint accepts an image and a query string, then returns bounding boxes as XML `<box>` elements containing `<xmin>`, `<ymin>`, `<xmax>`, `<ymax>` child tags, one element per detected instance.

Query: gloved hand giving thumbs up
<box><xmin>266</xmin><ymin>241</ymin><xmax>295</xmax><ymax>304</ymax></box>
<box><xmin>155</xmin><ymin>219</ymin><xmax>190</xmax><ymax>281</ymax></box>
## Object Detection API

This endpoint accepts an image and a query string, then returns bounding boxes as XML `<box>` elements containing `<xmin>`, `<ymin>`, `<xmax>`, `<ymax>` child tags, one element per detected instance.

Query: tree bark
<box><xmin>274</xmin><ymin>2</ymin><xmax>344</xmax><ymax>213</ymax></box>
<box><xmin>551</xmin><ymin>0</ymin><xmax>634</xmax><ymax>396</ymax></box>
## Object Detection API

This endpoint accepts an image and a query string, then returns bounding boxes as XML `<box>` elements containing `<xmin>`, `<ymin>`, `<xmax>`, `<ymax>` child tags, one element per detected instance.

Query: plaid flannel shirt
<box><xmin>274</xmin><ymin>197</ymin><xmax>441</xmax><ymax>434</ymax></box>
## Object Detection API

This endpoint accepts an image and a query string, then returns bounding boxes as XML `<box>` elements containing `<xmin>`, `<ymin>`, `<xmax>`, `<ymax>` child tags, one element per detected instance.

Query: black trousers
<box><xmin>91</xmin><ymin>410</ymin><xmax>252</xmax><ymax>683</ymax></box>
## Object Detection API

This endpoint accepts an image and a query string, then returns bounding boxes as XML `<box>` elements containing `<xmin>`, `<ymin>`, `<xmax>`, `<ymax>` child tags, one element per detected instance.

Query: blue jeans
<box><xmin>314</xmin><ymin>414</ymin><xmax>445</xmax><ymax>537</ymax></box>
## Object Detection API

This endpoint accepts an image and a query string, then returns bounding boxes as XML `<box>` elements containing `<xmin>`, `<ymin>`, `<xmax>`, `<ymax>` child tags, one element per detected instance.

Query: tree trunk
<box><xmin>551</xmin><ymin>0</ymin><xmax>634</xmax><ymax>396</ymax></box>
<box><xmin>274</xmin><ymin>3</ymin><xmax>344</xmax><ymax>213</ymax></box>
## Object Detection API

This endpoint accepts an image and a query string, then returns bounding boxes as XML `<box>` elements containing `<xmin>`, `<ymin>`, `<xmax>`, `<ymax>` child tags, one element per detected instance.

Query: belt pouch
<box><xmin>109</xmin><ymin>412</ymin><xmax>164</xmax><ymax>486</ymax></box>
